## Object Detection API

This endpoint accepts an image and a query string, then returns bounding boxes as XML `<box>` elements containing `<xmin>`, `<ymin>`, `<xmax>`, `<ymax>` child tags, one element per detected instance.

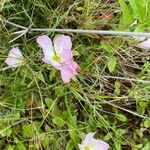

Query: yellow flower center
<box><xmin>84</xmin><ymin>146</ymin><xmax>91</xmax><ymax>150</ymax></box>
<box><xmin>52</xmin><ymin>55</ymin><xmax>61</xmax><ymax>62</ymax></box>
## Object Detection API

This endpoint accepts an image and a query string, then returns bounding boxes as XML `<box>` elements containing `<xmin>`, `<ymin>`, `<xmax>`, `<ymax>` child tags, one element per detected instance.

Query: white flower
<box><xmin>78</xmin><ymin>133</ymin><xmax>109</xmax><ymax>150</ymax></box>
<box><xmin>5</xmin><ymin>47</ymin><xmax>24</xmax><ymax>68</ymax></box>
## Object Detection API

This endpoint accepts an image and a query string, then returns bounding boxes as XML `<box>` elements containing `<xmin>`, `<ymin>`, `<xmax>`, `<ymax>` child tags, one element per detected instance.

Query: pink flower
<box><xmin>79</xmin><ymin>133</ymin><xmax>109</xmax><ymax>150</ymax></box>
<box><xmin>5</xmin><ymin>47</ymin><xmax>24</xmax><ymax>68</ymax></box>
<box><xmin>37</xmin><ymin>34</ymin><xmax>79</xmax><ymax>83</ymax></box>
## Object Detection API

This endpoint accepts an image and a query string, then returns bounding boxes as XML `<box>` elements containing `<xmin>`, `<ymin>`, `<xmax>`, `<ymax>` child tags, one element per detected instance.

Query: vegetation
<box><xmin>0</xmin><ymin>0</ymin><xmax>150</xmax><ymax>149</ymax></box>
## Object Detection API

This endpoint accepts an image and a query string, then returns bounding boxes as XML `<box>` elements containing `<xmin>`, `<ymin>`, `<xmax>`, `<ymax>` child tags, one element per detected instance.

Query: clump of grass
<box><xmin>0</xmin><ymin>0</ymin><xmax>150</xmax><ymax>150</ymax></box>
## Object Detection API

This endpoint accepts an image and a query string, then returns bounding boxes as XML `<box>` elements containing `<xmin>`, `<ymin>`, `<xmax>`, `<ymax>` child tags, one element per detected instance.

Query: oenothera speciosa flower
<box><xmin>5</xmin><ymin>47</ymin><xmax>25</xmax><ymax>68</ymax></box>
<box><xmin>37</xmin><ymin>34</ymin><xmax>79</xmax><ymax>83</ymax></box>
<box><xmin>79</xmin><ymin>133</ymin><xmax>109</xmax><ymax>150</ymax></box>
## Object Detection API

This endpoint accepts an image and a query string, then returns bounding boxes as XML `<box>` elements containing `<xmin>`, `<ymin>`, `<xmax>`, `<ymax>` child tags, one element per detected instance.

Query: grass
<box><xmin>0</xmin><ymin>0</ymin><xmax>150</xmax><ymax>150</ymax></box>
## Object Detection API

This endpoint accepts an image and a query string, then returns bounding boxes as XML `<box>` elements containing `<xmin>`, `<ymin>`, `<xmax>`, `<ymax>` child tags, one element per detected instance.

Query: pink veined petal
<box><xmin>61</xmin><ymin>49</ymin><xmax>73</xmax><ymax>62</ymax></box>
<box><xmin>10</xmin><ymin>47</ymin><xmax>23</xmax><ymax>57</ymax></box>
<box><xmin>36</xmin><ymin>35</ymin><xmax>54</xmax><ymax>61</ymax></box>
<box><xmin>42</xmin><ymin>58</ymin><xmax>62</xmax><ymax>70</ymax></box>
<box><xmin>91</xmin><ymin>139</ymin><xmax>109</xmax><ymax>150</ymax></box>
<box><xmin>53</xmin><ymin>34</ymin><xmax>72</xmax><ymax>55</ymax></box>
<box><xmin>60</xmin><ymin>65</ymin><xmax>76</xmax><ymax>83</ymax></box>
<box><xmin>81</xmin><ymin>133</ymin><xmax>95</xmax><ymax>148</ymax></box>
<box><xmin>5</xmin><ymin>47</ymin><xmax>23</xmax><ymax>68</ymax></box>
<box><xmin>67</xmin><ymin>60</ymin><xmax>79</xmax><ymax>74</ymax></box>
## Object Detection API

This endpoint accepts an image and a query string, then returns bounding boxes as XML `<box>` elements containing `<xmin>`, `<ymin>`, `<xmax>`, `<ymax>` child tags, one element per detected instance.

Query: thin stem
<box><xmin>2</xmin><ymin>19</ymin><xmax>150</xmax><ymax>37</ymax></box>
<box><xmin>3</xmin><ymin>19</ymin><xmax>28</xmax><ymax>30</ymax></box>
<box><xmin>30</xmin><ymin>28</ymin><xmax>150</xmax><ymax>37</ymax></box>
<box><xmin>100</xmin><ymin>75</ymin><xmax>150</xmax><ymax>84</ymax></box>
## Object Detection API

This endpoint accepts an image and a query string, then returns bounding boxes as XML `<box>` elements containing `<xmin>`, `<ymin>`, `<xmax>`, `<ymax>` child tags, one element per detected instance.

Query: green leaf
<box><xmin>144</xmin><ymin>120</ymin><xmax>150</xmax><ymax>128</ymax></box>
<box><xmin>41</xmin><ymin>135</ymin><xmax>50</xmax><ymax>148</ymax></box>
<box><xmin>35</xmin><ymin>71</ymin><xmax>45</xmax><ymax>82</ymax></box>
<box><xmin>116</xmin><ymin>114</ymin><xmax>127</xmax><ymax>122</ymax></box>
<box><xmin>66</xmin><ymin>139</ymin><xmax>75</xmax><ymax>150</ymax></box>
<box><xmin>138</xmin><ymin>101</ymin><xmax>148</xmax><ymax>114</ymax></box>
<box><xmin>52</xmin><ymin>116</ymin><xmax>65</xmax><ymax>127</ymax></box>
<box><xmin>16</xmin><ymin>143</ymin><xmax>26</xmax><ymax>150</ymax></box>
<box><xmin>104</xmin><ymin>132</ymin><xmax>113</xmax><ymax>141</ymax></box>
<box><xmin>22</xmin><ymin>123</ymin><xmax>33</xmax><ymax>137</ymax></box>
<box><xmin>128</xmin><ymin>0</ymin><xmax>148</xmax><ymax>22</ymax></box>
<box><xmin>7</xmin><ymin>145</ymin><xmax>14</xmax><ymax>150</ymax></box>
<box><xmin>49</xmin><ymin>68</ymin><xmax>56</xmax><ymax>81</ymax></box>
<box><xmin>114</xmin><ymin>140</ymin><xmax>122</xmax><ymax>150</ymax></box>
<box><xmin>108</xmin><ymin>56</ymin><xmax>117</xmax><ymax>73</ymax></box>
<box><xmin>1</xmin><ymin>128</ymin><xmax>12</xmax><ymax>137</ymax></box>
<box><xmin>118</xmin><ymin>0</ymin><xmax>133</xmax><ymax>28</ymax></box>
<box><xmin>135</xmin><ymin>22</ymin><xmax>150</xmax><ymax>32</ymax></box>
<box><xmin>101</xmin><ymin>41</ymin><xmax>114</xmax><ymax>54</ymax></box>
<box><xmin>55</xmin><ymin>85</ymin><xmax>65</xmax><ymax>96</ymax></box>
<box><xmin>22</xmin><ymin>121</ymin><xmax>41</xmax><ymax>138</ymax></box>
<box><xmin>68</xmin><ymin>116</ymin><xmax>80</xmax><ymax>149</ymax></box>
<box><xmin>45</xmin><ymin>98</ymin><xmax>54</xmax><ymax>109</ymax></box>
<box><xmin>116</xmin><ymin>129</ymin><xmax>126</xmax><ymax>136</ymax></box>
<box><xmin>141</xmin><ymin>142</ymin><xmax>150</xmax><ymax>150</ymax></box>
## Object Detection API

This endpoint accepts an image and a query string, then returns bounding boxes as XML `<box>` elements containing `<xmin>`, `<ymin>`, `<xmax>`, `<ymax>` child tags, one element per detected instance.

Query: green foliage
<box><xmin>118</xmin><ymin>0</ymin><xmax>150</xmax><ymax>31</ymax></box>
<box><xmin>116</xmin><ymin>113</ymin><xmax>127</xmax><ymax>122</ymax></box>
<box><xmin>0</xmin><ymin>0</ymin><xmax>150</xmax><ymax>150</ymax></box>
<box><xmin>128</xmin><ymin>0</ymin><xmax>148</xmax><ymax>22</ymax></box>
<box><xmin>118</xmin><ymin>0</ymin><xmax>133</xmax><ymax>28</ymax></box>
<box><xmin>108</xmin><ymin>56</ymin><xmax>117</xmax><ymax>73</ymax></box>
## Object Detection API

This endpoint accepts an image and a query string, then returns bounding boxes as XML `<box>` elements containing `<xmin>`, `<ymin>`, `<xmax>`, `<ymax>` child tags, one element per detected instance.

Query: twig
<box><xmin>105</xmin><ymin>101</ymin><xmax>150</xmax><ymax>120</ymax></box>
<box><xmin>2</xmin><ymin>19</ymin><xmax>150</xmax><ymax>37</ymax></box>
<box><xmin>9</xmin><ymin>29</ymin><xmax>28</xmax><ymax>43</ymax></box>
<box><xmin>3</xmin><ymin>19</ymin><xmax>28</xmax><ymax>30</ymax></box>
<box><xmin>100</xmin><ymin>75</ymin><xmax>150</xmax><ymax>84</ymax></box>
<box><xmin>0</xmin><ymin>66</ymin><xmax>12</xmax><ymax>71</ymax></box>
<box><xmin>30</xmin><ymin>28</ymin><xmax>150</xmax><ymax>37</ymax></box>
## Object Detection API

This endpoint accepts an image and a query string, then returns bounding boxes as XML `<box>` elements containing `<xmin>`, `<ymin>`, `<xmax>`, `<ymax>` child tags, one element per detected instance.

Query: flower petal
<box><xmin>36</xmin><ymin>35</ymin><xmax>54</xmax><ymax>60</ymax></box>
<box><xmin>81</xmin><ymin>133</ymin><xmax>95</xmax><ymax>147</ymax></box>
<box><xmin>42</xmin><ymin>58</ymin><xmax>62</xmax><ymax>70</ymax></box>
<box><xmin>61</xmin><ymin>49</ymin><xmax>73</xmax><ymax>62</ymax></box>
<box><xmin>60</xmin><ymin>66</ymin><xmax>76</xmax><ymax>83</ymax></box>
<box><xmin>53</xmin><ymin>35</ymin><xmax>72</xmax><ymax>55</ymax></box>
<box><xmin>67</xmin><ymin>60</ymin><xmax>79</xmax><ymax>74</ymax></box>
<box><xmin>5</xmin><ymin>47</ymin><xmax>23</xmax><ymax>68</ymax></box>
<box><xmin>91</xmin><ymin>139</ymin><xmax>109</xmax><ymax>150</ymax></box>
<box><xmin>137</xmin><ymin>38</ymin><xmax>150</xmax><ymax>49</ymax></box>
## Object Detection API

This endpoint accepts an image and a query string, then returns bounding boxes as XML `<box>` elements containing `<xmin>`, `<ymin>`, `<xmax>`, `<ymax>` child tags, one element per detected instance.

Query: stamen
<box><xmin>52</xmin><ymin>55</ymin><xmax>61</xmax><ymax>62</ymax></box>
<box><xmin>84</xmin><ymin>146</ymin><xmax>91</xmax><ymax>150</ymax></box>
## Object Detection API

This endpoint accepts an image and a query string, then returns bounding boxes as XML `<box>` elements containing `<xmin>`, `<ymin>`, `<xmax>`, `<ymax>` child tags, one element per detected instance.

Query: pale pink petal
<box><xmin>82</xmin><ymin>133</ymin><xmax>95</xmax><ymax>147</ymax></box>
<box><xmin>9</xmin><ymin>47</ymin><xmax>23</xmax><ymax>57</ymax></box>
<box><xmin>60</xmin><ymin>66</ymin><xmax>76</xmax><ymax>83</ymax></box>
<box><xmin>53</xmin><ymin>35</ymin><xmax>72</xmax><ymax>55</ymax></box>
<box><xmin>137</xmin><ymin>39</ymin><xmax>150</xmax><ymax>49</ymax></box>
<box><xmin>36</xmin><ymin>35</ymin><xmax>54</xmax><ymax>61</ymax></box>
<box><xmin>67</xmin><ymin>60</ymin><xmax>79</xmax><ymax>74</ymax></box>
<box><xmin>42</xmin><ymin>58</ymin><xmax>62</xmax><ymax>70</ymax></box>
<box><xmin>61</xmin><ymin>49</ymin><xmax>73</xmax><ymax>62</ymax></box>
<box><xmin>91</xmin><ymin>139</ymin><xmax>109</xmax><ymax>150</ymax></box>
<box><xmin>5</xmin><ymin>47</ymin><xmax>23</xmax><ymax>68</ymax></box>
